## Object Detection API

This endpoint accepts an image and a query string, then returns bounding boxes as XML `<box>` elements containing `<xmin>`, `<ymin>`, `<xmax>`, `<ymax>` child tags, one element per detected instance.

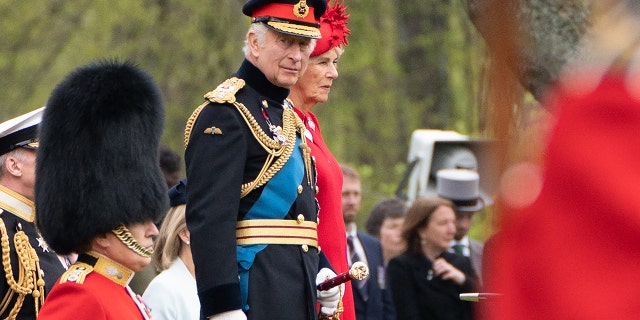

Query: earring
<box><xmin>185</xmin><ymin>240</ymin><xmax>190</xmax><ymax>245</ymax></box>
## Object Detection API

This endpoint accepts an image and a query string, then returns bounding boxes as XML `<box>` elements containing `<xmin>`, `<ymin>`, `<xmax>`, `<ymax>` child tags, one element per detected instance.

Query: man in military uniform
<box><xmin>0</xmin><ymin>107</ymin><xmax>67</xmax><ymax>319</ymax></box>
<box><xmin>35</xmin><ymin>60</ymin><xmax>168</xmax><ymax>320</ymax></box>
<box><xmin>184</xmin><ymin>0</ymin><xmax>342</xmax><ymax>319</ymax></box>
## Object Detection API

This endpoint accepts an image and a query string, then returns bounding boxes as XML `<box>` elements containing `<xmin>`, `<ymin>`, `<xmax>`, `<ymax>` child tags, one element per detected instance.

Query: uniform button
<box><xmin>315</xmin><ymin>186</ymin><xmax>320</xmax><ymax>194</ymax></box>
<box><xmin>296</xmin><ymin>214</ymin><xmax>305</xmax><ymax>224</ymax></box>
<box><xmin>301</xmin><ymin>245</ymin><xmax>309</xmax><ymax>252</ymax></box>
<box><xmin>317</xmin><ymin>217</ymin><xmax>320</xmax><ymax>224</ymax></box>
<box><xmin>297</xmin><ymin>185</ymin><xmax>303</xmax><ymax>194</ymax></box>
<box><xmin>317</xmin><ymin>246</ymin><xmax>321</xmax><ymax>253</ymax></box>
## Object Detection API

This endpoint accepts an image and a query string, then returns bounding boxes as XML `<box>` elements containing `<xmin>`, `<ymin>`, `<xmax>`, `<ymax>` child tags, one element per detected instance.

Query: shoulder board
<box><xmin>204</xmin><ymin>77</ymin><xmax>246</xmax><ymax>104</ymax></box>
<box><xmin>59</xmin><ymin>263</ymin><xmax>94</xmax><ymax>284</ymax></box>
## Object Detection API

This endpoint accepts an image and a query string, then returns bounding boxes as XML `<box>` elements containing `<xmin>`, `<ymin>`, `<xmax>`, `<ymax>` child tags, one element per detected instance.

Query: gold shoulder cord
<box><xmin>184</xmin><ymin>81</ymin><xmax>312</xmax><ymax>198</ymax></box>
<box><xmin>233</xmin><ymin>102</ymin><xmax>309</xmax><ymax>198</ymax></box>
<box><xmin>0</xmin><ymin>216</ymin><xmax>45</xmax><ymax>319</ymax></box>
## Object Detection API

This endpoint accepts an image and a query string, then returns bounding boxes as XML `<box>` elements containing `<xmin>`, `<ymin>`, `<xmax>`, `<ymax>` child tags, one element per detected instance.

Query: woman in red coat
<box><xmin>288</xmin><ymin>1</ymin><xmax>354</xmax><ymax>319</ymax></box>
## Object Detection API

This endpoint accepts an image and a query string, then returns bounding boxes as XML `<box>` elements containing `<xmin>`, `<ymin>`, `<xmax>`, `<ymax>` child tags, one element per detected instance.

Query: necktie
<box><xmin>453</xmin><ymin>243</ymin><xmax>465</xmax><ymax>255</ymax></box>
<box><xmin>347</xmin><ymin>235</ymin><xmax>368</xmax><ymax>301</ymax></box>
<box><xmin>347</xmin><ymin>235</ymin><xmax>360</xmax><ymax>265</ymax></box>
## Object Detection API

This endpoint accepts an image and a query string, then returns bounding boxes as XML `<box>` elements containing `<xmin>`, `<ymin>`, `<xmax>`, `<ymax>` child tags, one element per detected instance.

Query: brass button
<box><xmin>297</xmin><ymin>185</ymin><xmax>303</xmax><ymax>194</ymax></box>
<box><xmin>296</xmin><ymin>214</ymin><xmax>305</xmax><ymax>224</ymax></box>
<box><xmin>301</xmin><ymin>244</ymin><xmax>309</xmax><ymax>252</ymax></box>
<box><xmin>317</xmin><ymin>246</ymin><xmax>321</xmax><ymax>253</ymax></box>
<box><xmin>317</xmin><ymin>217</ymin><xmax>320</xmax><ymax>224</ymax></box>
<box><xmin>315</xmin><ymin>186</ymin><xmax>319</xmax><ymax>194</ymax></box>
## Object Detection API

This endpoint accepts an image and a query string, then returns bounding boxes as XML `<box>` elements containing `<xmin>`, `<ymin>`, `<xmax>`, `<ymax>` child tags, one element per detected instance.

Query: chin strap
<box><xmin>112</xmin><ymin>225</ymin><xmax>153</xmax><ymax>258</ymax></box>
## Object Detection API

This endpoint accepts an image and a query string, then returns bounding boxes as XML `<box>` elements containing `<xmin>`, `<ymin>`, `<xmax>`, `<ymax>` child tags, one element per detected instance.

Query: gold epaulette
<box><xmin>184</xmin><ymin>77</ymin><xmax>246</xmax><ymax>148</ymax></box>
<box><xmin>58</xmin><ymin>262</ymin><xmax>93</xmax><ymax>285</ymax></box>
<box><xmin>204</xmin><ymin>77</ymin><xmax>245</xmax><ymax>104</ymax></box>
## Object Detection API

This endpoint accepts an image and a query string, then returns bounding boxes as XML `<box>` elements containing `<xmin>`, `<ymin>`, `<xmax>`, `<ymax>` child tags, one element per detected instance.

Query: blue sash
<box><xmin>237</xmin><ymin>136</ymin><xmax>305</xmax><ymax>311</ymax></box>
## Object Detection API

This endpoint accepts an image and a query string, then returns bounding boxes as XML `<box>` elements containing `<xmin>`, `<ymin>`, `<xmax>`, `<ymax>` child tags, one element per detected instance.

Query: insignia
<box><xmin>61</xmin><ymin>265</ymin><xmax>92</xmax><ymax>284</ymax></box>
<box><xmin>204</xmin><ymin>77</ymin><xmax>245</xmax><ymax>104</ymax></box>
<box><xmin>293</xmin><ymin>0</ymin><xmax>309</xmax><ymax>18</ymax></box>
<box><xmin>106</xmin><ymin>265</ymin><xmax>124</xmax><ymax>279</ymax></box>
<box><xmin>204</xmin><ymin>126</ymin><xmax>223</xmax><ymax>135</ymax></box>
<box><xmin>37</xmin><ymin>235</ymin><xmax>50</xmax><ymax>252</ymax></box>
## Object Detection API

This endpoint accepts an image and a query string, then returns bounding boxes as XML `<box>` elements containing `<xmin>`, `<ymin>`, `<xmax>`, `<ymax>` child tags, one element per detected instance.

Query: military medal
<box><xmin>261</xmin><ymin>100</ymin><xmax>288</xmax><ymax>145</ymax></box>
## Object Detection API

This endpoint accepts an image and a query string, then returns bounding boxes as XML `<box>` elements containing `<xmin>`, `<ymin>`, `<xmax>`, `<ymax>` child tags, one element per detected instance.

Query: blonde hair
<box><xmin>152</xmin><ymin>204</ymin><xmax>187</xmax><ymax>271</ymax></box>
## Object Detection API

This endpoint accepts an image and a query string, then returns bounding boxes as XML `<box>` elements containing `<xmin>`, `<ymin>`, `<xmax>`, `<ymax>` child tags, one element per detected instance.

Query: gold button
<box><xmin>315</xmin><ymin>186</ymin><xmax>320</xmax><ymax>194</ymax></box>
<box><xmin>297</xmin><ymin>185</ymin><xmax>303</xmax><ymax>194</ymax></box>
<box><xmin>317</xmin><ymin>246</ymin><xmax>321</xmax><ymax>253</ymax></box>
<box><xmin>296</xmin><ymin>214</ymin><xmax>305</xmax><ymax>224</ymax></box>
<box><xmin>302</xmin><ymin>244</ymin><xmax>309</xmax><ymax>252</ymax></box>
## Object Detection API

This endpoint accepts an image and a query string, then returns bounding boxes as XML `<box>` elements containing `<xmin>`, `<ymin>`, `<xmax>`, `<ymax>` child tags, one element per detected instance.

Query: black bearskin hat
<box><xmin>35</xmin><ymin>60</ymin><xmax>168</xmax><ymax>255</ymax></box>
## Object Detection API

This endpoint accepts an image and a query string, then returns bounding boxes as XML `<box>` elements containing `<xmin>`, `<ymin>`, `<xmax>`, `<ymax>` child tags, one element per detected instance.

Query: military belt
<box><xmin>236</xmin><ymin>219</ymin><xmax>318</xmax><ymax>247</ymax></box>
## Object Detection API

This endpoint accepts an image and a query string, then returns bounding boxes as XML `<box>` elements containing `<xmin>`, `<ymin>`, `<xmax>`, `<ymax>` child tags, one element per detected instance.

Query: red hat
<box><xmin>311</xmin><ymin>0</ymin><xmax>350</xmax><ymax>57</ymax></box>
<box><xmin>243</xmin><ymin>0</ymin><xmax>328</xmax><ymax>39</ymax></box>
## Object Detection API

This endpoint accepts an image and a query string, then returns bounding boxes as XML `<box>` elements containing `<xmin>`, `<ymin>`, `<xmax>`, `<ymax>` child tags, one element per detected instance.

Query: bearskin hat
<box><xmin>35</xmin><ymin>60</ymin><xmax>168</xmax><ymax>255</ymax></box>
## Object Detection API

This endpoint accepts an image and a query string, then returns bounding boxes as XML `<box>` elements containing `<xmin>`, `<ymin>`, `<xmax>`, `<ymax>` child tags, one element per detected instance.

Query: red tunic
<box><xmin>485</xmin><ymin>69</ymin><xmax>640</xmax><ymax>319</ymax></box>
<box><xmin>38</xmin><ymin>252</ymin><xmax>152</xmax><ymax>320</ymax></box>
<box><xmin>295</xmin><ymin>108</ymin><xmax>355</xmax><ymax>320</ymax></box>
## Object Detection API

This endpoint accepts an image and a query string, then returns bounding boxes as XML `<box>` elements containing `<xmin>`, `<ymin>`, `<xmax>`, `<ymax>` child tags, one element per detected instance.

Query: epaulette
<box><xmin>59</xmin><ymin>263</ymin><xmax>94</xmax><ymax>285</ymax></box>
<box><xmin>184</xmin><ymin>77</ymin><xmax>246</xmax><ymax>148</ymax></box>
<box><xmin>204</xmin><ymin>77</ymin><xmax>246</xmax><ymax>104</ymax></box>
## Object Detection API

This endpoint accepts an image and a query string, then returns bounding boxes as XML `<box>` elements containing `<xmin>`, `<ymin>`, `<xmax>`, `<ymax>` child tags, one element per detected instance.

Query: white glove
<box><xmin>208</xmin><ymin>309</ymin><xmax>247</xmax><ymax>320</ymax></box>
<box><xmin>316</xmin><ymin>268</ymin><xmax>344</xmax><ymax>315</ymax></box>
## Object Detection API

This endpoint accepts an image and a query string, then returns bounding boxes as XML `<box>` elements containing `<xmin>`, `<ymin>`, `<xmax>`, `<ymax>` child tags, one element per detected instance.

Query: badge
<box><xmin>293</xmin><ymin>0</ymin><xmax>309</xmax><ymax>18</ymax></box>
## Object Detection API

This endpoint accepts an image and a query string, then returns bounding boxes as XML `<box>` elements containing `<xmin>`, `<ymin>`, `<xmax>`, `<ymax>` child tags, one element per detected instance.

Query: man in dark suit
<box><xmin>341</xmin><ymin>164</ymin><xmax>396</xmax><ymax>320</ymax></box>
<box><xmin>436</xmin><ymin>169</ymin><xmax>485</xmax><ymax>288</ymax></box>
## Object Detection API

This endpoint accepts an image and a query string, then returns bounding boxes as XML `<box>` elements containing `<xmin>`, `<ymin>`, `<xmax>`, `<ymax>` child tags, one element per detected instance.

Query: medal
<box><xmin>261</xmin><ymin>100</ymin><xmax>288</xmax><ymax>145</ymax></box>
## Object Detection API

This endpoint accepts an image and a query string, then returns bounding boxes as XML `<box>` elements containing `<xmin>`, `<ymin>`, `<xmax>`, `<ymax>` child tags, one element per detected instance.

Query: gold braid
<box><xmin>183</xmin><ymin>85</ymin><xmax>314</xmax><ymax>198</ymax></box>
<box><xmin>233</xmin><ymin>102</ymin><xmax>311</xmax><ymax>198</ymax></box>
<box><xmin>0</xmin><ymin>219</ymin><xmax>45</xmax><ymax>319</ymax></box>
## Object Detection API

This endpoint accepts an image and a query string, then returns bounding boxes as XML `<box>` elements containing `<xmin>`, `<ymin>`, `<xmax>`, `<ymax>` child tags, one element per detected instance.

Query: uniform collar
<box><xmin>0</xmin><ymin>184</ymin><xmax>35</xmax><ymax>222</ymax></box>
<box><xmin>237</xmin><ymin>59</ymin><xmax>290</xmax><ymax>102</ymax></box>
<box><xmin>80</xmin><ymin>251</ymin><xmax>135</xmax><ymax>287</ymax></box>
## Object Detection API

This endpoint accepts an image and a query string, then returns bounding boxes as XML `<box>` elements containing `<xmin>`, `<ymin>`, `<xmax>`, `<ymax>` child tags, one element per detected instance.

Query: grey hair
<box><xmin>0</xmin><ymin>149</ymin><xmax>29</xmax><ymax>181</ymax></box>
<box><xmin>242</xmin><ymin>22</ymin><xmax>318</xmax><ymax>57</ymax></box>
<box><xmin>243</xmin><ymin>23</ymin><xmax>269</xmax><ymax>57</ymax></box>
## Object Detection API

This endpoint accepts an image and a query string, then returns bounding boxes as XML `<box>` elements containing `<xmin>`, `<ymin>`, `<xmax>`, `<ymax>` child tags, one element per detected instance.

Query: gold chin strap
<box><xmin>111</xmin><ymin>225</ymin><xmax>153</xmax><ymax>258</ymax></box>
<box><xmin>0</xmin><ymin>219</ymin><xmax>45</xmax><ymax>319</ymax></box>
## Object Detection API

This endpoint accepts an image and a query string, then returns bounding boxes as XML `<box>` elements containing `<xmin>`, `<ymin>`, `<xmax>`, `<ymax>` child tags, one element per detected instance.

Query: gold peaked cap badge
<box><xmin>293</xmin><ymin>0</ymin><xmax>309</xmax><ymax>18</ymax></box>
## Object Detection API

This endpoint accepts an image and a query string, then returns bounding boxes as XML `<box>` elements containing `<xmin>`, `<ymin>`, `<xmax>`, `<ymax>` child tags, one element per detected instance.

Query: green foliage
<box><xmin>1</xmin><ymin>0</ymin><xmax>491</xmax><ymax>238</ymax></box>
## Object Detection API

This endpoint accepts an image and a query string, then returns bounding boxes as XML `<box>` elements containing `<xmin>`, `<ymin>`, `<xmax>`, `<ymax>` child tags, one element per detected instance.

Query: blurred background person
<box><xmin>364</xmin><ymin>197</ymin><xmax>407</xmax><ymax>267</ymax></box>
<box><xmin>288</xmin><ymin>1</ymin><xmax>354</xmax><ymax>318</ymax></box>
<box><xmin>35</xmin><ymin>60</ymin><xmax>167</xmax><ymax>319</ymax></box>
<box><xmin>143</xmin><ymin>179</ymin><xmax>199</xmax><ymax>320</ymax></box>
<box><xmin>340</xmin><ymin>164</ymin><xmax>396</xmax><ymax>320</ymax></box>
<box><xmin>0</xmin><ymin>107</ymin><xmax>67</xmax><ymax>319</ymax></box>
<box><xmin>159</xmin><ymin>145</ymin><xmax>182</xmax><ymax>189</ymax></box>
<box><xmin>387</xmin><ymin>196</ymin><xmax>476</xmax><ymax>320</ymax></box>
<box><xmin>131</xmin><ymin>145</ymin><xmax>182</xmax><ymax>294</ymax></box>
<box><xmin>435</xmin><ymin>169</ymin><xmax>485</xmax><ymax>287</ymax></box>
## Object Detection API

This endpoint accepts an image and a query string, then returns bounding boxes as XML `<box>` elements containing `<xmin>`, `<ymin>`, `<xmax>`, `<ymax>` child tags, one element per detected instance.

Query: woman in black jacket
<box><xmin>387</xmin><ymin>196</ymin><xmax>477</xmax><ymax>320</ymax></box>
